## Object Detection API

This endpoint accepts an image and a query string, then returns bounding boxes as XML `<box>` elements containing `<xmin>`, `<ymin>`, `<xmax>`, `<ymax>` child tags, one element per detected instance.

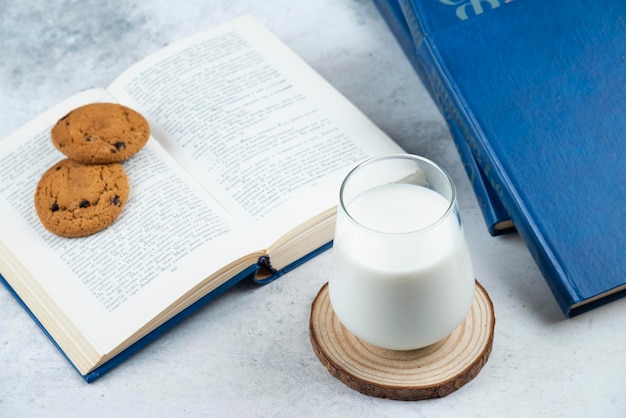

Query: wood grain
<box><xmin>309</xmin><ymin>281</ymin><xmax>495</xmax><ymax>401</ymax></box>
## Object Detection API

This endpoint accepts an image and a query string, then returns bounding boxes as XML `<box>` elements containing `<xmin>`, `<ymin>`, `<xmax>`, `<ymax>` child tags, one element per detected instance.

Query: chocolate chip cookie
<box><xmin>51</xmin><ymin>102</ymin><xmax>150</xmax><ymax>164</ymax></box>
<box><xmin>34</xmin><ymin>159</ymin><xmax>130</xmax><ymax>238</ymax></box>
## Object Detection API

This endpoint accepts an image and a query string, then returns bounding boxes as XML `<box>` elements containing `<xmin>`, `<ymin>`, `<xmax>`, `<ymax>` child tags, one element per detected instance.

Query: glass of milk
<box><xmin>329</xmin><ymin>154</ymin><xmax>475</xmax><ymax>350</ymax></box>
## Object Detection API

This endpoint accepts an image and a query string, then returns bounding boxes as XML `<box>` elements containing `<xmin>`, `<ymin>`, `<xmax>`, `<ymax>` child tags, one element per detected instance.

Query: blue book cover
<box><xmin>0</xmin><ymin>266</ymin><xmax>258</xmax><ymax>382</ymax></box>
<box><xmin>0</xmin><ymin>244</ymin><xmax>330</xmax><ymax>382</ymax></box>
<box><xmin>396</xmin><ymin>0</ymin><xmax>626</xmax><ymax>316</ymax></box>
<box><xmin>373</xmin><ymin>0</ymin><xmax>514</xmax><ymax>236</ymax></box>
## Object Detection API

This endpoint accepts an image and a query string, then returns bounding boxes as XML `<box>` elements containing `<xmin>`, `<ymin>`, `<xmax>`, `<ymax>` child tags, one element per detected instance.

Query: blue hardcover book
<box><xmin>374</xmin><ymin>0</ymin><xmax>514</xmax><ymax>236</ymax></box>
<box><xmin>395</xmin><ymin>0</ymin><xmax>626</xmax><ymax>316</ymax></box>
<box><xmin>0</xmin><ymin>16</ymin><xmax>403</xmax><ymax>381</ymax></box>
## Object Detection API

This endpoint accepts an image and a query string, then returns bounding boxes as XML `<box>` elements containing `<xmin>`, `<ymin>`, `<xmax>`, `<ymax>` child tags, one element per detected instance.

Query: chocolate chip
<box><xmin>114</xmin><ymin>142</ymin><xmax>126</xmax><ymax>150</ymax></box>
<box><xmin>51</xmin><ymin>202</ymin><xmax>59</xmax><ymax>212</ymax></box>
<box><xmin>85</xmin><ymin>137</ymin><xmax>92</xmax><ymax>142</ymax></box>
<box><xmin>110</xmin><ymin>195</ymin><xmax>120</xmax><ymax>206</ymax></box>
<box><xmin>79</xmin><ymin>200</ymin><xmax>90</xmax><ymax>208</ymax></box>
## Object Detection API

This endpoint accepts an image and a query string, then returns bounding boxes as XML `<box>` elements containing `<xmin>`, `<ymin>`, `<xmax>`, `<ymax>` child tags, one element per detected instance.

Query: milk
<box><xmin>330</xmin><ymin>183</ymin><xmax>475</xmax><ymax>350</ymax></box>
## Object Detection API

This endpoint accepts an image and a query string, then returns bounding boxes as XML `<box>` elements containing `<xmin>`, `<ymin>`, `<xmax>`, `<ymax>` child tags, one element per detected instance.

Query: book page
<box><xmin>108</xmin><ymin>15</ymin><xmax>403</xmax><ymax>247</ymax></box>
<box><xmin>0</xmin><ymin>89</ymin><xmax>262</xmax><ymax>354</ymax></box>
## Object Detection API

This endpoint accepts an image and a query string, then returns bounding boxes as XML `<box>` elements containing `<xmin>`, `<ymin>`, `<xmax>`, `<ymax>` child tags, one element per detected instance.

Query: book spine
<box><xmin>374</xmin><ymin>0</ymin><xmax>513</xmax><ymax>236</ymax></box>
<box><xmin>447</xmin><ymin>120</ymin><xmax>514</xmax><ymax>236</ymax></box>
<box><xmin>398</xmin><ymin>0</ymin><xmax>578</xmax><ymax>315</ymax></box>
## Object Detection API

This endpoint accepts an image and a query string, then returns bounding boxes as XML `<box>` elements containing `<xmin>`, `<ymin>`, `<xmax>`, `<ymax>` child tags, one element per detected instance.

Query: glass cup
<box><xmin>329</xmin><ymin>154</ymin><xmax>475</xmax><ymax>350</ymax></box>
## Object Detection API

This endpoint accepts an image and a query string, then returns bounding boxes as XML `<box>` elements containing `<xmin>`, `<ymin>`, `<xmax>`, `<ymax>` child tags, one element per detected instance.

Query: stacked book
<box><xmin>374</xmin><ymin>0</ymin><xmax>626</xmax><ymax>316</ymax></box>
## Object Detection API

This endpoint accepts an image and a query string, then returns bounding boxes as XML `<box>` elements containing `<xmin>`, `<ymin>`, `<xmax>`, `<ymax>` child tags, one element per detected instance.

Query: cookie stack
<box><xmin>34</xmin><ymin>103</ymin><xmax>150</xmax><ymax>238</ymax></box>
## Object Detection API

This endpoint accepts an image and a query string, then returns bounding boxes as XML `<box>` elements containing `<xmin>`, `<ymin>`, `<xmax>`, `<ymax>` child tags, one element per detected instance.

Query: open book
<box><xmin>0</xmin><ymin>15</ymin><xmax>403</xmax><ymax>381</ymax></box>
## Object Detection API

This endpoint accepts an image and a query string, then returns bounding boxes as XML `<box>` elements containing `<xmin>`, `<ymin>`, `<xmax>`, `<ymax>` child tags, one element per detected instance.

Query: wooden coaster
<box><xmin>309</xmin><ymin>281</ymin><xmax>495</xmax><ymax>401</ymax></box>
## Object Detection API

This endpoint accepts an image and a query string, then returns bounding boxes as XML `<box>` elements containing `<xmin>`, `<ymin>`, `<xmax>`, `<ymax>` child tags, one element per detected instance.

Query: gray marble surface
<box><xmin>1</xmin><ymin>1</ymin><xmax>625</xmax><ymax>417</ymax></box>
